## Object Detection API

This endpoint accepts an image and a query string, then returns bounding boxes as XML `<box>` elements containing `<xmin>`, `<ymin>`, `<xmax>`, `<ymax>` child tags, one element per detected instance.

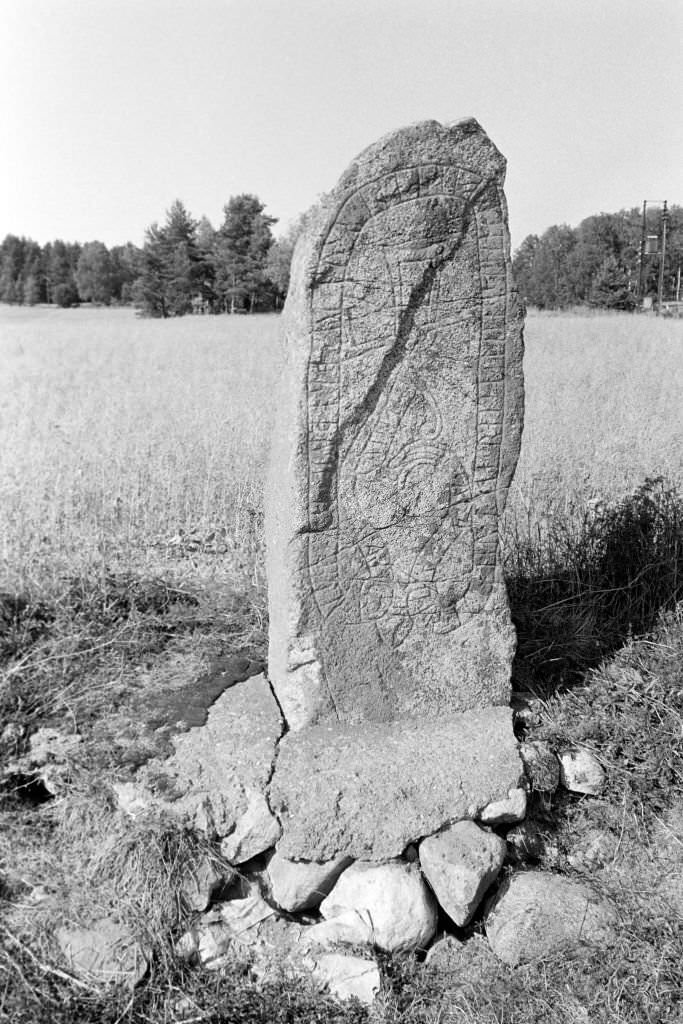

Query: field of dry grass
<box><xmin>0</xmin><ymin>307</ymin><xmax>279</xmax><ymax>592</ymax></box>
<box><xmin>0</xmin><ymin>305</ymin><xmax>682</xmax><ymax>1023</ymax></box>
<box><xmin>1</xmin><ymin>305</ymin><xmax>681</xmax><ymax>589</ymax></box>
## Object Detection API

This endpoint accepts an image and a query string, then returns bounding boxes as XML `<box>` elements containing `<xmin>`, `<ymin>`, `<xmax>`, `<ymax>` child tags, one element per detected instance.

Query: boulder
<box><xmin>312</xmin><ymin>953</ymin><xmax>380</xmax><ymax>1005</ymax></box>
<box><xmin>319</xmin><ymin>861</ymin><xmax>438</xmax><ymax>953</ymax></box>
<box><xmin>558</xmin><ymin>748</ymin><xmax>605</xmax><ymax>796</ymax></box>
<box><xmin>271</xmin><ymin>707</ymin><xmax>523</xmax><ymax>860</ymax></box>
<box><xmin>485</xmin><ymin>871</ymin><xmax>618</xmax><ymax>965</ymax></box>
<box><xmin>56</xmin><ymin>917</ymin><xmax>148</xmax><ymax>986</ymax></box>
<box><xmin>419</xmin><ymin>820</ymin><xmax>506</xmax><ymax>926</ymax></box>
<box><xmin>268</xmin><ymin>852</ymin><xmax>353</xmax><ymax>912</ymax></box>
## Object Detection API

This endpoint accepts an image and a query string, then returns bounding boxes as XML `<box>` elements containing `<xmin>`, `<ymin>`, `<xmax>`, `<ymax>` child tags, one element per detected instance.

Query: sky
<box><xmin>1</xmin><ymin>0</ymin><xmax>680</xmax><ymax>251</ymax></box>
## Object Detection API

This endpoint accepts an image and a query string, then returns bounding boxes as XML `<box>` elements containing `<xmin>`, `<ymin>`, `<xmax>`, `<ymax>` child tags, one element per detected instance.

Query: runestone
<box><xmin>266</xmin><ymin>119</ymin><xmax>524</xmax><ymax>730</ymax></box>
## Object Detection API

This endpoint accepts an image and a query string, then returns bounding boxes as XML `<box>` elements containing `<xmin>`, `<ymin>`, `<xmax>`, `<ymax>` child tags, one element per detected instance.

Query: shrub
<box><xmin>506</xmin><ymin>477</ymin><xmax>683</xmax><ymax>686</ymax></box>
<box><xmin>52</xmin><ymin>283</ymin><xmax>79</xmax><ymax>308</ymax></box>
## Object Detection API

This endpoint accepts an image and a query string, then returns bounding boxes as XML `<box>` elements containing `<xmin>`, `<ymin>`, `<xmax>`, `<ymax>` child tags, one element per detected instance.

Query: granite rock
<box><xmin>57</xmin><ymin>917</ymin><xmax>148</xmax><ymax>986</ymax></box>
<box><xmin>266</xmin><ymin>118</ymin><xmax>524</xmax><ymax>731</ymax></box>
<box><xmin>478</xmin><ymin>786</ymin><xmax>527</xmax><ymax>824</ymax></box>
<box><xmin>486</xmin><ymin>871</ymin><xmax>618</xmax><ymax>965</ymax></box>
<box><xmin>268</xmin><ymin>852</ymin><xmax>353</xmax><ymax>912</ymax></box>
<box><xmin>271</xmin><ymin>706</ymin><xmax>523</xmax><ymax>860</ymax></box>
<box><xmin>133</xmin><ymin>673</ymin><xmax>283</xmax><ymax>852</ymax></box>
<box><xmin>419</xmin><ymin>820</ymin><xmax>506</xmax><ymax>925</ymax></box>
<box><xmin>558</xmin><ymin>748</ymin><xmax>605</xmax><ymax>796</ymax></box>
<box><xmin>319</xmin><ymin>860</ymin><xmax>438</xmax><ymax>953</ymax></box>
<box><xmin>312</xmin><ymin>953</ymin><xmax>380</xmax><ymax>1005</ymax></box>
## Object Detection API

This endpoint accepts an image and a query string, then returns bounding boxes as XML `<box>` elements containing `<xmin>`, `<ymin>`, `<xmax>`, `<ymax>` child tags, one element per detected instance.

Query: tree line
<box><xmin>0</xmin><ymin>195</ymin><xmax>302</xmax><ymax>316</ymax></box>
<box><xmin>512</xmin><ymin>206</ymin><xmax>682</xmax><ymax>310</ymax></box>
<box><xmin>1</xmin><ymin>201</ymin><xmax>680</xmax><ymax>315</ymax></box>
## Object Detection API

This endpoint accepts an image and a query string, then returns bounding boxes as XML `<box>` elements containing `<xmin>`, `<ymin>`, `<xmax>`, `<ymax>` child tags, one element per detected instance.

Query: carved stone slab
<box><xmin>266</xmin><ymin>119</ymin><xmax>524</xmax><ymax>730</ymax></box>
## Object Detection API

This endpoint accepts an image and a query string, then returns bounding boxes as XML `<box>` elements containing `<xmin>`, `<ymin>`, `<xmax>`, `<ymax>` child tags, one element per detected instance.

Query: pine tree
<box><xmin>589</xmin><ymin>256</ymin><xmax>637</xmax><ymax>310</ymax></box>
<box><xmin>134</xmin><ymin>201</ymin><xmax>203</xmax><ymax>317</ymax></box>
<box><xmin>215</xmin><ymin>195</ymin><xmax>277</xmax><ymax>313</ymax></box>
<box><xmin>134</xmin><ymin>223</ymin><xmax>168</xmax><ymax>317</ymax></box>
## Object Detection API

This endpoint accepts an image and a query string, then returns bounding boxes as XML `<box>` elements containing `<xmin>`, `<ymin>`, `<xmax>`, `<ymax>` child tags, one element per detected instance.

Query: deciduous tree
<box><xmin>76</xmin><ymin>241</ymin><xmax>115</xmax><ymax>304</ymax></box>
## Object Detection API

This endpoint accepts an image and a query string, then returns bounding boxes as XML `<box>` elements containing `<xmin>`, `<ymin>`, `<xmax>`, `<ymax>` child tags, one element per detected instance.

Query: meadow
<box><xmin>1</xmin><ymin>305</ymin><xmax>681</xmax><ymax>588</ymax></box>
<box><xmin>0</xmin><ymin>305</ymin><xmax>682</xmax><ymax>1023</ymax></box>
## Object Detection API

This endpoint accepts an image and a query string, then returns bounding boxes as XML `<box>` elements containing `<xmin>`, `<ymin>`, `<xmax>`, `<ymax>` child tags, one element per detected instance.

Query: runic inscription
<box><xmin>266</xmin><ymin>119</ymin><xmax>524</xmax><ymax>730</ymax></box>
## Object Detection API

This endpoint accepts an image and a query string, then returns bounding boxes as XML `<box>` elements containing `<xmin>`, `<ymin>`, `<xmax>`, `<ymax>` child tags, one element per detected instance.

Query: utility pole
<box><xmin>638</xmin><ymin>199</ymin><xmax>647</xmax><ymax>302</ymax></box>
<box><xmin>657</xmin><ymin>201</ymin><xmax>668</xmax><ymax>315</ymax></box>
<box><xmin>639</xmin><ymin>200</ymin><xmax>668</xmax><ymax>310</ymax></box>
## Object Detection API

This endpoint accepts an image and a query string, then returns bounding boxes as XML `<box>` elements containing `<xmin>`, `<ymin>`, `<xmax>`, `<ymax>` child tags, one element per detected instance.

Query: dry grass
<box><xmin>1</xmin><ymin>305</ymin><xmax>683</xmax><ymax>1022</ymax></box>
<box><xmin>0</xmin><ymin>306</ymin><xmax>281</xmax><ymax>590</ymax></box>
<box><xmin>509</xmin><ymin>310</ymin><xmax>683</xmax><ymax>527</ymax></box>
<box><xmin>2</xmin><ymin>307</ymin><xmax>682</xmax><ymax>589</ymax></box>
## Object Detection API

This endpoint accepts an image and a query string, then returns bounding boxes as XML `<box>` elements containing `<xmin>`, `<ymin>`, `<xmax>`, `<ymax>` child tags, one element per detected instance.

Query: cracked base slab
<box><xmin>128</xmin><ymin>673</ymin><xmax>283</xmax><ymax>859</ymax></box>
<box><xmin>270</xmin><ymin>706</ymin><xmax>522</xmax><ymax>861</ymax></box>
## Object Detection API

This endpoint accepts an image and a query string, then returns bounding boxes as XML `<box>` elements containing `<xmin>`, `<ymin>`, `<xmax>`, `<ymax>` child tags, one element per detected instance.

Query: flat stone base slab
<box><xmin>270</xmin><ymin>706</ymin><xmax>522</xmax><ymax>861</ymax></box>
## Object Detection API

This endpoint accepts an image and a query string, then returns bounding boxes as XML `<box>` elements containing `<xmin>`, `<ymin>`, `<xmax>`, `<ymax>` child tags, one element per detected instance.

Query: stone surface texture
<box><xmin>57</xmin><ymin>918</ymin><xmax>148</xmax><ymax>986</ymax></box>
<box><xmin>319</xmin><ymin>860</ymin><xmax>438</xmax><ymax>953</ymax></box>
<box><xmin>478</xmin><ymin>785</ymin><xmax>527</xmax><ymax>825</ymax></box>
<box><xmin>191</xmin><ymin>892</ymin><xmax>277</xmax><ymax>969</ymax></box>
<box><xmin>133</xmin><ymin>674</ymin><xmax>283</xmax><ymax>854</ymax></box>
<box><xmin>312</xmin><ymin>953</ymin><xmax>381</xmax><ymax>1005</ymax></box>
<box><xmin>270</xmin><ymin>706</ymin><xmax>523</xmax><ymax>860</ymax></box>
<box><xmin>180</xmin><ymin>856</ymin><xmax>229</xmax><ymax>913</ymax></box>
<box><xmin>266</xmin><ymin>117</ymin><xmax>524</xmax><ymax>731</ymax></box>
<box><xmin>178</xmin><ymin>891</ymin><xmax>383</xmax><ymax>1001</ymax></box>
<box><xmin>419</xmin><ymin>820</ymin><xmax>506</xmax><ymax>926</ymax></box>
<box><xmin>302</xmin><ymin>910</ymin><xmax>374</xmax><ymax>950</ymax></box>
<box><xmin>268</xmin><ymin>852</ymin><xmax>353</xmax><ymax>912</ymax></box>
<box><xmin>219</xmin><ymin>793</ymin><xmax>282</xmax><ymax>864</ymax></box>
<box><xmin>558</xmin><ymin>748</ymin><xmax>606</xmax><ymax>796</ymax></box>
<box><xmin>485</xmin><ymin>871</ymin><xmax>618</xmax><ymax>965</ymax></box>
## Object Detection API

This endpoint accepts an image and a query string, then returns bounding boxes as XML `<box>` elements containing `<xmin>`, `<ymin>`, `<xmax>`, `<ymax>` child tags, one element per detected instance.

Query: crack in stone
<box><xmin>263</xmin><ymin>669</ymin><xmax>288</xmax><ymax>830</ymax></box>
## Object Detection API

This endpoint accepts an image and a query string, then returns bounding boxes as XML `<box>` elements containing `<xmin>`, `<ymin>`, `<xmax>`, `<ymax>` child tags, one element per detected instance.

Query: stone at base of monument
<box><xmin>270</xmin><ymin>706</ymin><xmax>523</xmax><ymax>861</ymax></box>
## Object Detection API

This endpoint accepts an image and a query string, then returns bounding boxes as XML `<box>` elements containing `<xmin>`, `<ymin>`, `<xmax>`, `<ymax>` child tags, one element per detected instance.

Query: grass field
<box><xmin>1</xmin><ymin>305</ymin><xmax>682</xmax><ymax>1023</ymax></box>
<box><xmin>1</xmin><ymin>305</ymin><xmax>682</xmax><ymax>588</ymax></box>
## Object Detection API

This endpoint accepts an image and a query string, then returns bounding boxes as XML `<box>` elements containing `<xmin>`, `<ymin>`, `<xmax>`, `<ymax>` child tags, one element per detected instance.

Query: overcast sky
<box><xmin>2</xmin><ymin>0</ymin><xmax>680</xmax><ymax>251</ymax></box>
